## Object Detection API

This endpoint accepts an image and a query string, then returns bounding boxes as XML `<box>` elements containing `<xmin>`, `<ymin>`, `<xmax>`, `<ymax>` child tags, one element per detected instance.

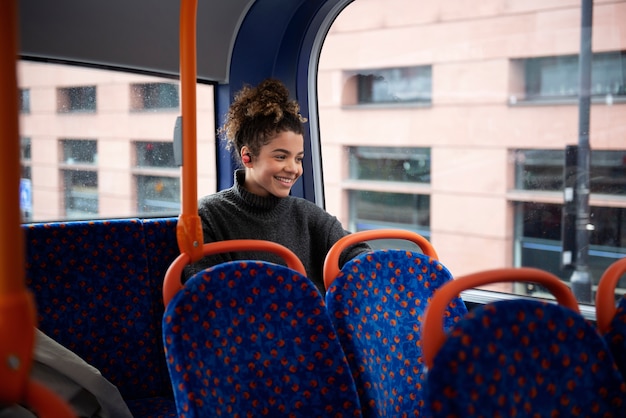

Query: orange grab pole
<box><xmin>595</xmin><ymin>257</ymin><xmax>626</xmax><ymax>335</ymax></box>
<box><xmin>0</xmin><ymin>2</ymin><xmax>77</xmax><ymax>416</ymax></box>
<box><xmin>163</xmin><ymin>240</ymin><xmax>307</xmax><ymax>307</ymax></box>
<box><xmin>0</xmin><ymin>0</ymin><xmax>37</xmax><ymax>404</ymax></box>
<box><xmin>176</xmin><ymin>0</ymin><xmax>204</xmax><ymax>263</ymax></box>
<box><xmin>421</xmin><ymin>267</ymin><xmax>580</xmax><ymax>370</ymax></box>
<box><xmin>323</xmin><ymin>229</ymin><xmax>439</xmax><ymax>289</ymax></box>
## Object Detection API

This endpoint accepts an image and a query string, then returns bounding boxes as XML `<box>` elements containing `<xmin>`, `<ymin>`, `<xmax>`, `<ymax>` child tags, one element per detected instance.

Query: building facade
<box><xmin>18</xmin><ymin>0</ymin><xmax>626</xmax><ymax>292</ymax></box>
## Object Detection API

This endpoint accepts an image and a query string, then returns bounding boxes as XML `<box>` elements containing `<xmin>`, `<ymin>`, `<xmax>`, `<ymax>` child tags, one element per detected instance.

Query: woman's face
<box><xmin>243</xmin><ymin>130</ymin><xmax>304</xmax><ymax>198</ymax></box>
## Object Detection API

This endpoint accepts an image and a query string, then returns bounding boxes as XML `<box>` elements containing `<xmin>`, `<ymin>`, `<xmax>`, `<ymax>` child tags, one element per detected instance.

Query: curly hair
<box><xmin>218</xmin><ymin>79</ymin><xmax>307</xmax><ymax>163</ymax></box>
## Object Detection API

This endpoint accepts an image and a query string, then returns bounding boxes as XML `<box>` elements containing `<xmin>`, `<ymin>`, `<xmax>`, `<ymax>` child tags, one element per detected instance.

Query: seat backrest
<box><xmin>596</xmin><ymin>257</ymin><xmax>626</xmax><ymax>380</ymax></box>
<box><xmin>422</xmin><ymin>267</ymin><xmax>626</xmax><ymax>417</ymax></box>
<box><xmin>162</xmin><ymin>240</ymin><xmax>362</xmax><ymax>417</ymax></box>
<box><xmin>23</xmin><ymin>219</ymin><xmax>169</xmax><ymax>400</ymax></box>
<box><xmin>323</xmin><ymin>229</ymin><xmax>467</xmax><ymax>417</ymax></box>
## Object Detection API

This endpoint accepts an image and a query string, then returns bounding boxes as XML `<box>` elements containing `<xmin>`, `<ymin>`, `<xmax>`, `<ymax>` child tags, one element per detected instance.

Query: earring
<box><xmin>242</xmin><ymin>154</ymin><xmax>251</xmax><ymax>164</ymax></box>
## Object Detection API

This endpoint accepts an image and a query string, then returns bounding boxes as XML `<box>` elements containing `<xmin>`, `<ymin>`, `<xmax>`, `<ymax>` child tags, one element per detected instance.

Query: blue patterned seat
<box><xmin>323</xmin><ymin>230</ymin><xmax>467</xmax><ymax>417</ymax></box>
<box><xmin>163</xmin><ymin>250</ymin><xmax>362</xmax><ymax>417</ymax></box>
<box><xmin>596</xmin><ymin>257</ymin><xmax>626</xmax><ymax>381</ymax></box>
<box><xmin>24</xmin><ymin>218</ymin><xmax>179</xmax><ymax>418</ymax></box>
<box><xmin>422</xmin><ymin>267</ymin><xmax>626</xmax><ymax>417</ymax></box>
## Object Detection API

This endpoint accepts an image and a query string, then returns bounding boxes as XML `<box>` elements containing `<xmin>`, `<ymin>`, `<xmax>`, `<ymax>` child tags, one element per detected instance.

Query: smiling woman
<box><xmin>6</xmin><ymin>0</ymin><xmax>626</xmax><ymax>416</ymax></box>
<box><xmin>181</xmin><ymin>78</ymin><xmax>371</xmax><ymax>292</ymax></box>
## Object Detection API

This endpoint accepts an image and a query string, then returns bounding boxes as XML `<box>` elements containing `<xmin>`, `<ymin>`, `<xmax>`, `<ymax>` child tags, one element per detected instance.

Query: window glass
<box><xmin>20</xmin><ymin>137</ymin><xmax>32</xmax><ymax>222</ymax></box>
<box><xmin>19</xmin><ymin>89</ymin><xmax>30</xmax><ymax>113</ymax></box>
<box><xmin>517</xmin><ymin>202</ymin><xmax>626</xmax><ymax>288</ymax></box>
<box><xmin>351</xmin><ymin>190</ymin><xmax>430</xmax><ymax>230</ymax></box>
<box><xmin>21</xmin><ymin>137</ymin><xmax>31</xmax><ymax>161</ymax></box>
<box><xmin>133</xmin><ymin>141</ymin><xmax>180</xmax><ymax>216</ymax></box>
<box><xmin>515</xmin><ymin>149</ymin><xmax>626</xmax><ymax>195</ymax></box>
<box><xmin>61</xmin><ymin>139</ymin><xmax>97</xmax><ymax>165</ymax></box>
<box><xmin>318</xmin><ymin>1</ymin><xmax>626</xmax><ymax>305</ymax></box>
<box><xmin>57</xmin><ymin>86</ymin><xmax>96</xmax><ymax>112</ymax></box>
<box><xmin>18</xmin><ymin>60</ymin><xmax>216</xmax><ymax>222</ymax></box>
<box><xmin>136</xmin><ymin>175</ymin><xmax>180</xmax><ymax>215</ymax></box>
<box><xmin>135</xmin><ymin>141</ymin><xmax>177</xmax><ymax>168</ymax></box>
<box><xmin>345</xmin><ymin>66</ymin><xmax>432</xmax><ymax>105</ymax></box>
<box><xmin>349</xmin><ymin>147</ymin><xmax>430</xmax><ymax>183</ymax></box>
<box><xmin>63</xmin><ymin>170</ymin><xmax>98</xmax><ymax>219</ymax></box>
<box><xmin>519</xmin><ymin>52</ymin><xmax>626</xmax><ymax>101</ymax></box>
<box><xmin>131</xmin><ymin>82</ymin><xmax>180</xmax><ymax>110</ymax></box>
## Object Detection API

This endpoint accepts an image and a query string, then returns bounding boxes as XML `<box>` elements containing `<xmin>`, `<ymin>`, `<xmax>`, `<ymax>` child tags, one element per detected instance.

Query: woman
<box><xmin>183</xmin><ymin>78</ymin><xmax>370</xmax><ymax>294</ymax></box>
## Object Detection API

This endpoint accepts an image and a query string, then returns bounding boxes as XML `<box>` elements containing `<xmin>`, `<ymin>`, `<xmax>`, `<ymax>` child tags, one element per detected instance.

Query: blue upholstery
<box><xmin>425</xmin><ymin>299</ymin><xmax>626</xmax><ymax>417</ymax></box>
<box><xmin>23</xmin><ymin>217</ymin><xmax>179</xmax><ymax>418</ymax></box>
<box><xmin>325</xmin><ymin>250</ymin><xmax>467</xmax><ymax>417</ymax></box>
<box><xmin>163</xmin><ymin>260</ymin><xmax>363</xmax><ymax>418</ymax></box>
<box><xmin>604</xmin><ymin>297</ymin><xmax>626</xmax><ymax>380</ymax></box>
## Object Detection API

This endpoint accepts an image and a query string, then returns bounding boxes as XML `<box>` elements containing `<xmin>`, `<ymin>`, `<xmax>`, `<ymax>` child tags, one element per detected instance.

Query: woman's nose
<box><xmin>285</xmin><ymin>158</ymin><xmax>298</xmax><ymax>172</ymax></box>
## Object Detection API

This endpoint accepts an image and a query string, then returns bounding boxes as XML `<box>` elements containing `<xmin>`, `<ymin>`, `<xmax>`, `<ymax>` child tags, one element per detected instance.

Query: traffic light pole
<box><xmin>570</xmin><ymin>0</ymin><xmax>593</xmax><ymax>303</ymax></box>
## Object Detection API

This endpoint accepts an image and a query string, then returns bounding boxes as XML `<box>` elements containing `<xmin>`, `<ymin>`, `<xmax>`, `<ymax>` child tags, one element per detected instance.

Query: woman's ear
<box><xmin>240</xmin><ymin>146</ymin><xmax>251</xmax><ymax>165</ymax></box>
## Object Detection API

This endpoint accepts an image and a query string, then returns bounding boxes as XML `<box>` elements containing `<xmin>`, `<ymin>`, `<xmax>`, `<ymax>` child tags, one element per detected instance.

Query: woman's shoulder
<box><xmin>198</xmin><ymin>188</ymin><xmax>237</xmax><ymax>211</ymax></box>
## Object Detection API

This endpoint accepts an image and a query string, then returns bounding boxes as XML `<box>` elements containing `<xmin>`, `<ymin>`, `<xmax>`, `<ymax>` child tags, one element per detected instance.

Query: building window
<box><xmin>514</xmin><ymin>51</ymin><xmax>625</xmax><ymax>102</ymax></box>
<box><xmin>346</xmin><ymin>146</ymin><xmax>431</xmax><ymax>247</ymax></box>
<box><xmin>136</xmin><ymin>175</ymin><xmax>180</xmax><ymax>214</ymax></box>
<box><xmin>20</xmin><ymin>137</ymin><xmax>32</xmax><ymax>222</ymax></box>
<box><xmin>349</xmin><ymin>146</ymin><xmax>431</xmax><ymax>183</ymax></box>
<box><xmin>21</xmin><ymin>137</ymin><xmax>31</xmax><ymax>161</ymax></box>
<box><xmin>350</xmin><ymin>190</ymin><xmax>430</xmax><ymax>247</ymax></box>
<box><xmin>516</xmin><ymin>202</ymin><xmax>626</xmax><ymax>288</ymax></box>
<box><xmin>19</xmin><ymin>89</ymin><xmax>30</xmax><ymax>113</ymax></box>
<box><xmin>131</xmin><ymin>83</ymin><xmax>179</xmax><ymax>111</ymax></box>
<box><xmin>57</xmin><ymin>86</ymin><xmax>97</xmax><ymax>113</ymax></box>
<box><xmin>63</xmin><ymin>170</ymin><xmax>98</xmax><ymax>218</ymax></box>
<box><xmin>135</xmin><ymin>141</ymin><xmax>176</xmax><ymax>168</ymax></box>
<box><xmin>514</xmin><ymin>149</ymin><xmax>626</xmax><ymax>195</ymax></box>
<box><xmin>61</xmin><ymin>139</ymin><xmax>97</xmax><ymax>165</ymax></box>
<box><xmin>345</xmin><ymin>66</ymin><xmax>432</xmax><ymax>105</ymax></box>
<box><xmin>134</xmin><ymin>141</ymin><xmax>179</xmax><ymax>215</ymax></box>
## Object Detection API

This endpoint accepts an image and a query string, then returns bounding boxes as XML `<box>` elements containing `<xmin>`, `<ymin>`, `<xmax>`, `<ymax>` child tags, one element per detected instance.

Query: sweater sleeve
<box><xmin>314</xmin><ymin>206</ymin><xmax>371</xmax><ymax>271</ymax></box>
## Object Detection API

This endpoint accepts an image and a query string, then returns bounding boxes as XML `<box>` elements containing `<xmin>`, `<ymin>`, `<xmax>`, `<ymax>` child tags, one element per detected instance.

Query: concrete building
<box><xmin>18</xmin><ymin>0</ymin><xmax>625</xmax><ymax>289</ymax></box>
<box><xmin>317</xmin><ymin>0</ymin><xmax>625</xmax><ymax>285</ymax></box>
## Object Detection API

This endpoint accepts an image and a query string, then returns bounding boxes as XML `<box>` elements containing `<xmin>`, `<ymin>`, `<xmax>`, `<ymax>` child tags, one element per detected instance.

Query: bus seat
<box><xmin>596</xmin><ymin>257</ymin><xmax>626</xmax><ymax>380</ymax></box>
<box><xmin>23</xmin><ymin>218</ymin><xmax>180</xmax><ymax>418</ymax></box>
<box><xmin>323</xmin><ymin>230</ymin><xmax>467</xmax><ymax>417</ymax></box>
<box><xmin>422</xmin><ymin>268</ymin><xmax>626</xmax><ymax>417</ymax></box>
<box><xmin>162</xmin><ymin>241</ymin><xmax>362</xmax><ymax>417</ymax></box>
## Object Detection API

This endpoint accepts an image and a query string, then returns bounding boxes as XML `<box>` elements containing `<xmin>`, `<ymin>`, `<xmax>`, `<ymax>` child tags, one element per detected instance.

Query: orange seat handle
<box><xmin>323</xmin><ymin>229</ymin><xmax>438</xmax><ymax>289</ymax></box>
<box><xmin>421</xmin><ymin>267</ymin><xmax>580</xmax><ymax>370</ymax></box>
<box><xmin>163</xmin><ymin>240</ymin><xmax>307</xmax><ymax>307</ymax></box>
<box><xmin>595</xmin><ymin>257</ymin><xmax>626</xmax><ymax>335</ymax></box>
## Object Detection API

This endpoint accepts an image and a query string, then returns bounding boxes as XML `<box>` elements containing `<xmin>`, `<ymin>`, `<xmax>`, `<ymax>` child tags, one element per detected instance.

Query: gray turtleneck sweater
<box><xmin>183</xmin><ymin>171</ymin><xmax>370</xmax><ymax>293</ymax></box>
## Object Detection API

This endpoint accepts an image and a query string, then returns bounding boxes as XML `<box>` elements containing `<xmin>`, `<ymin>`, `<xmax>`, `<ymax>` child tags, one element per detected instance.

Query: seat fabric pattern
<box><xmin>325</xmin><ymin>250</ymin><xmax>467</xmax><ymax>417</ymax></box>
<box><xmin>24</xmin><ymin>219</ymin><xmax>165</xmax><ymax>400</ymax></box>
<box><xmin>125</xmin><ymin>397</ymin><xmax>178</xmax><ymax>418</ymax></box>
<box><xmin>426</xmin><ymin>299</ymin><xmax>626</xmax><ymax>417</ymax></box>
<box><xmin>142</xmin><ymin>217</ymin><xmax>179</xmax><ymax>396</ymax></box>
<box><xmin>163</xmin><ymin>260</ymin><xmax>362</xmax><ymax>418</ymax></box>
<box><xmin>605</xmin><ymin>297</ymin><xmax>626</xmax><ymax>381</ymax></box>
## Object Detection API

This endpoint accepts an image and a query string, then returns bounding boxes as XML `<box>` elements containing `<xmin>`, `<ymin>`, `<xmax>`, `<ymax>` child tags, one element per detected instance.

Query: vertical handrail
<box><xmin>176</xmin><ymin>0</ymin><xmax>204</xmax><ymax>262</ymax></box>
<box><xmin>0</xmin><ymin>0</ymin><xmax>37</xmax><ymax>403</ymax></box>
<box><xmin>0</xmin><ymin>1</ymin><xmax>77</xmax><ymax>416</ymax></box>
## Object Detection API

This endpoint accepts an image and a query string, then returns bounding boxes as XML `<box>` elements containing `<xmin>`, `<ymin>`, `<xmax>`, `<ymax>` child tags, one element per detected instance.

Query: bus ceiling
<box><xmin>17</xmin><ymin>0</ymin><xmax>353</xmax><ymax>86</ymax></box>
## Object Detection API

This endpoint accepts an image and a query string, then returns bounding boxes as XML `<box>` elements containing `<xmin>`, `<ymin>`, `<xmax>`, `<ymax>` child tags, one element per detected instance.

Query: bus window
<box><xmin>18</xmin><ymin>60</ymin><xmax>217</xmax><ymax>222</ymax></box>
<box><xmin>318</xmin><ymin>0</ymin><xmax>626</xmax><ymax>304</ymax></box>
